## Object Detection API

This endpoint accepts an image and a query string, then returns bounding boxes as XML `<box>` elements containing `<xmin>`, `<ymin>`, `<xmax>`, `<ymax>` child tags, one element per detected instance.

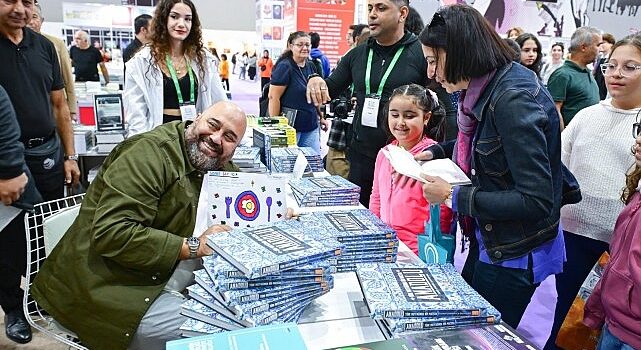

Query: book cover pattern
<box><xmin>206</xmin><ymin>220</ymin><xmax>343</xmax><ymax>278</ymax></box>
<box><xmin>180</xmin><ymin>299</ymin><xmax>246</xmax><ymax>331</ymax></box>
<box><xmin>357</xmin><ymin>263</ymin><xmax>497</xmax><ymax>319</ymax></box>
<box><xmin>289</xmin><ymin>175</ymin><xmax>360</xmax><ymax>196</ymax></box>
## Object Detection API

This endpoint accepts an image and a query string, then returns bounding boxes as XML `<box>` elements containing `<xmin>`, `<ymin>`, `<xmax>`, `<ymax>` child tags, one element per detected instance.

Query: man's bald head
<box><xmin>185</xmin><ymin>101</ymin><xmax>247</xmax><ymax>172</ymax></box>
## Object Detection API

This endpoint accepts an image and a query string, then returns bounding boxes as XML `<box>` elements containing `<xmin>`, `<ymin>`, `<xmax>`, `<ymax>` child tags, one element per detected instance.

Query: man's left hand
<box><xmin>199</xmin><ymin>224</ymin><xmax>231</xmax><ymax>257</ymax></box>
<box><xmin>64</xmin><ymin>160</ymin><xmax>81</xmax><ymax>185</ymax></box>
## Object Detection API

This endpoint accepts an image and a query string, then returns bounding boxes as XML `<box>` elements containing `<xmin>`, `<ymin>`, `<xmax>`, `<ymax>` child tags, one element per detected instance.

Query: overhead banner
<box><xmin>297</xmin><ymin>0</ymin><xmax>355</xmax><ymax>68</ymax></box>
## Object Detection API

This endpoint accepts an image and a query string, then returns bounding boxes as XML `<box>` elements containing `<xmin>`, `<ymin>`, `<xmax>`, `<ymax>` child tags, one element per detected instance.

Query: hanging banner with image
<box><xmin>297</xmin><ymin>0</ymin><xmax>356</xmax><ymax>68</ymax></box>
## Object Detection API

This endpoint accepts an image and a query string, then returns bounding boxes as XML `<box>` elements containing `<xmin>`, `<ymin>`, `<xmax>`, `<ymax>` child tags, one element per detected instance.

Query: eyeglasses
<box><xmin>293</xmin><ymin>43</ymin><xmax>311</xmax><ymax>48</ymax></box>
<box><xmin>427</xmin><ymin>12</ymin><xmax>445</xmax><ymax>29</ymax></box>
<box><xmin>634</xmin><ymin>109</ymin><xmax>641</xmax><ymax>138</ymax></box>
<box><xmin>600</xmin><ymin>62</ymin><xmax>641</xmax><ymax>78</ymax></box>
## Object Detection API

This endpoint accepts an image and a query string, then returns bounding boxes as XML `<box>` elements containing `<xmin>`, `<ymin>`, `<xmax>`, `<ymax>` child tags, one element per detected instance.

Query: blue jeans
<box><xmin>296</xmin><ymin>126</ymin><xmax>320</xmax><ymax>154</ymax></box>
<box><xmin>597</xmin><ymin>325</ymin><xmax>636</xmax><ymax>350</ymax></box>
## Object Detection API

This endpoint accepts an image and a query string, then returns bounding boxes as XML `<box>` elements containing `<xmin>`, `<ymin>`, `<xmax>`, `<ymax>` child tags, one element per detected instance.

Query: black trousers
<box><xmin>0</xmin><ymin>155</ymin><xmax>63</xmax><ymax>313</ymax></box>
<box><xmin>347</xmin><ymin>150</ymin><xmax>375</xmax><ymax>208</ymax></box>
<box><xmin>261</xmin><ymin>77</ymin><xmax>270</xmax><ymax>91</ymax></box>
<box><xmin>462</xmin><ymin>242</ymin><xmax>540</xmax><ymax>329</ymax></box>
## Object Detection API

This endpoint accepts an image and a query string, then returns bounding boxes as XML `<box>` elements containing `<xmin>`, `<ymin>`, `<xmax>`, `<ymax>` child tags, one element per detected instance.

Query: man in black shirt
<box><xmin>0</xmin><ymin>0</ymin><xmax>80</xmax><ymax>344</ymax></box>
<box><xmin>70</xmin><ymin>30</ymin><xmax>110</xmax><ymax>83</ymax></box>
<box><xmin>123</xmin><ymin>14</ymin><xmax>151</xmax><ymax>64</ymax></box>
<box><xmin>307</xmin><ymin>0</ymin><xmax>427</xmax><ymax>207</ymax></box>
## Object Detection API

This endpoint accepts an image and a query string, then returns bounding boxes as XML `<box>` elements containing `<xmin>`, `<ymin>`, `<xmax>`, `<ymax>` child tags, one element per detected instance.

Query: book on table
<box><xmin>166</xmin><ymin>322</ymin><xmax>307</xmax><ymax>350</ymax></box>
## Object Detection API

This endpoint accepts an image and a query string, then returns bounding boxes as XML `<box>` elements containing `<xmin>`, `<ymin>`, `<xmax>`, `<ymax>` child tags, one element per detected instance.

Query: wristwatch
<box><xmin>64</xmin><ymin>154</ymin><xmax>79</xmax><ymax>161</ymax></box>
<box><xmin>186</xmin><ymin>237</ymin><xmax>200</xmax><ymax>259</ymax></box>
<box><xmin>307</xmin><ymin>73</ymin><xmax>321</xmax><ymax>80</ymax></box>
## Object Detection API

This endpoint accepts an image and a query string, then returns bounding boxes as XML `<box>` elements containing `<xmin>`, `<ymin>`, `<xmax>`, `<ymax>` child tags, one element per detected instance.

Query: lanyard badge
<box><xmin>165</xmin><ymin>55</ymin><xmax>196</xmax><ymax>121</ymax></box>
<box><xmin>361</xmin><ymin>46</ymin><xmax>405</xmax><ymax>128</ymax></box>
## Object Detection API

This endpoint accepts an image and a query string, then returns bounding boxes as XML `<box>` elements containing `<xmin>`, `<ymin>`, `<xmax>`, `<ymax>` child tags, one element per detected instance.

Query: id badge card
<box><xmin>180</xmin><ymin>104</ymin><xmax>197</xmax><ymax>121</ymax></box>
<box><xmin>361</xmin><ymin>95</ymin><xmax>380</xmax><ymax>128</ymax></box>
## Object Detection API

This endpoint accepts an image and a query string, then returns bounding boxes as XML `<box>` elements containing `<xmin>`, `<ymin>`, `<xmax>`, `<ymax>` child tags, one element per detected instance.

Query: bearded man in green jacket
<box><xmin>31</xmin><ymin>101</ymin><xmax>247</xmax><ymax>350</ymax></box>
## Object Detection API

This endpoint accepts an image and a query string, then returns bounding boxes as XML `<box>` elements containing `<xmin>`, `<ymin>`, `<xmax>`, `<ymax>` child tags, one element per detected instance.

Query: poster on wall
<box><xmin>297</xmin><ymin>0</ymin><xmax>356</xmax><ymax>67</ymax></box>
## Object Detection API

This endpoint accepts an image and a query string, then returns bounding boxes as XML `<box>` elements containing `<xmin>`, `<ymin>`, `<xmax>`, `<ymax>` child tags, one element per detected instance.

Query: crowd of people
<box><xmin>1</xmin><ymin>0</ymin><xmax>640</xmax><ymax>349</ymax></box>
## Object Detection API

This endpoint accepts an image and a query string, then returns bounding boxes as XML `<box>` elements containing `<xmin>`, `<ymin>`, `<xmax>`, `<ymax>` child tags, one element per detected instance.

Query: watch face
<box><xmin>187</xmin><ymin>237</ymin><xmax>200</xmax><ymax>248</ymax></box>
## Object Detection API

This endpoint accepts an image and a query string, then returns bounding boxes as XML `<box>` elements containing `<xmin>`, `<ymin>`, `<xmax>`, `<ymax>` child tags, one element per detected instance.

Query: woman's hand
<box><xmin>420</xmin><ymin>174</ymin><xmax>452</xmax><ymax>204</ymax></box>
<box><xmin>306</xmin><ymin>77</ymin><xmax>330</xmax><ymax>106</ymax></box>
<box><xmin>393</xmin><ymin>150</ymin><xmax>435</xmax><ymax>188</ymax></box>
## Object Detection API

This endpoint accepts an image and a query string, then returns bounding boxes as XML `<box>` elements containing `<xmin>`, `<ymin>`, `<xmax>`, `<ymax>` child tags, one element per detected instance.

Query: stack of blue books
<box><xmin>179</xmin><ymin>220</ymin><xmax>344</xmax><ymax>336</ymax></box>
<box><xmin>356</xmin><ymin>262</ymin><xmax>501</xmax><ymax>337</ymax></box>
<box><xmin>270</xmin><ymin>147</ymin><xmax>323</xmax><ymax>173</ymax></box>
<box><xmin>289</xmin><ymin>175</ymin><xmax>361</xmax><ymax>207</ymax></box>
<box><xmin>296</xmin><ymin>210</ymin><xmax>399</xmax><ymax>272</ymax></box>
<box><xmin>232</xmin><ymin>146</ymin><xmax>267</xmax><ymax>173</ymax></box>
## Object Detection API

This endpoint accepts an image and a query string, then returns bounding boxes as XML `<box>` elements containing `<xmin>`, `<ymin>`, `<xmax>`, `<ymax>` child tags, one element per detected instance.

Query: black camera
<box><xmin>329</xmin><ymin>97</ymin><xmax>352</xmax><ymax>119</ymax></box>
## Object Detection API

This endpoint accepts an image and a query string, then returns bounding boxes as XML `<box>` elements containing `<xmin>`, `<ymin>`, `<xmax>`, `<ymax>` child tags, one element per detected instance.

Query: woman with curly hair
<box><xmin>124</xmin><ymin>0</ymin><xmax>226</xmax><ymax>137</ymax></box>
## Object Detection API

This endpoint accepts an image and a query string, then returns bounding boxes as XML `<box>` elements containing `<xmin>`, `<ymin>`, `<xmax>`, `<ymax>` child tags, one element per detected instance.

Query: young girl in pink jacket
<box><xmin>369</xmin><ymin>84</ymin><xmax>453</xmax><ymax>254</ymax></box>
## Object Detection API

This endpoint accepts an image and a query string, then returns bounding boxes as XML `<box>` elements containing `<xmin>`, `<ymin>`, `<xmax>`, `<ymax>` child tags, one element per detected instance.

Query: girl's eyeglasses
<box><xmin>600</xmin><ymin>62</ymin><xmax>641</xmax><ymax>78</ymax></box>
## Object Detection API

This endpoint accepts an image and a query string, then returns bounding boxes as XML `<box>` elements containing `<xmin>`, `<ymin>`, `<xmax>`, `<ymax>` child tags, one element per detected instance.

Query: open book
<box><xmin>381</xmin><ymin>145</ymin><xmax>471</xmax><ymax>185</ymax></box>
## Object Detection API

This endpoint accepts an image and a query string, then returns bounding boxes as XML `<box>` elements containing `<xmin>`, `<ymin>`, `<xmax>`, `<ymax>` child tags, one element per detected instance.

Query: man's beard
<box><xmin>185</xmin><ymin>131</ymin><xmax>225</xmax><ymax>172</ymax></box>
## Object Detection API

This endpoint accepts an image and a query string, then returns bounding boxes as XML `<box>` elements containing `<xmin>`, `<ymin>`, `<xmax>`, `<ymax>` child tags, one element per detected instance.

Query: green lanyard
<box><xmin>365</xmin><ymin>46</ymin><xmax>405</xmax><ymax>96</ymax></box>
<box><xmin>165</xmin><ymin>55</ymin><xmax>195</xmax><ymax>105</ymax></box>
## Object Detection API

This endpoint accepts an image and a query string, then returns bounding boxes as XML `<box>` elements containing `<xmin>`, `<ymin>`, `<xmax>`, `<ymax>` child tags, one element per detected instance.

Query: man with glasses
<box><xmin>307</xmin><ymin>0</ymin><xmax>427</xmax><ymax>207</ymax></box>
<box><xmin>547</xmin><ymin>27</ymin><xmax>602</xmax><ymax>129</ymax></box>
<box><xmin>0</xmin><ymin>0</ymin><xmax>79</xmax><ymax>344</ymax></box>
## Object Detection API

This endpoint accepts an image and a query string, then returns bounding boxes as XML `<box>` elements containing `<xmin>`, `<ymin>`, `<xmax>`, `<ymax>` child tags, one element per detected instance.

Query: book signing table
<box><xmin>187</xmin><ymin>173</ymin><xmax>537</xmax><ymax>350</ymax></box>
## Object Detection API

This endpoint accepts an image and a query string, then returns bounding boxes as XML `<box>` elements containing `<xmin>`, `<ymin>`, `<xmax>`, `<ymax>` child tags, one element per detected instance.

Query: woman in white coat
<box><xmin>124</xmin><ymin>0</ymin><xmax>226</xmax><ymax>137</ymax></box>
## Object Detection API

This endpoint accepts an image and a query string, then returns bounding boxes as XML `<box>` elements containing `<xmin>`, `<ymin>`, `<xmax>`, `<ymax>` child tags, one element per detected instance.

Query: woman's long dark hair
<box><xmin>275</xmin><ymin>31</ymin><xmax>309</xmax><ymax>67</ymax></box>
<box><xmin>383</xmin><ymin>84</ymin><xmax>446</xmax><ymax>144</ymax></box>
<box><xmin>148</xmin><ymin>0</ymin><xmax>206</xmax><ymax>84</ymax></box>
<box><xmin>515</xmin><ymin>33</ymin><xmax>543</xmax><ymax>78</ymax></box>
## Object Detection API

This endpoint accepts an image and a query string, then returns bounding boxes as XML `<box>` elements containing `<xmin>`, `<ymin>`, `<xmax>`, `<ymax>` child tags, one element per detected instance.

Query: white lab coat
<box><xmin>124</xmin><ymin>46</ymin><xmax>227</xmax><ymax>137</ymax></box>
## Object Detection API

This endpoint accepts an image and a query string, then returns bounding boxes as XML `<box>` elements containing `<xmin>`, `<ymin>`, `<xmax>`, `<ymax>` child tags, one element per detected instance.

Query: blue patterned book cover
<box><xmin>178</xmin><ymin>318</ymin><xmax>224</xmax><ymax>337</ymax></box>
<box><xmin>297</xmin><ymin>209</ymin><xmax>397</xmax><ymax>243</ymax></box>
<box><xmin>289</xmin><ymin>175</ymin><xmax>360</xmax><ymax>196</ymax></box>
<box><xmin>384</xmin><ymin>314</ymin><xmax>500</xmax><ymax>332</ymax></box>
<box><xmin>192</xmin><ymin>269</ymin><xmax>231</xmax><ymax>309</ymax></box>
<box><xmin>185</xmin><ymin>284</ymin><xmax>246</xmax><ymax>324</ymax></box>
<box><xmin>206</xmin><ymin>219</ymin><xmax>344</xmax><ymax>278</ymax></box>
<box><xmin>357</xmin><ymin>263</ymin><xmax>498</xmax><ymax>319</ymax></box>
<box><xmin>233</xmin><ymin>285</ymin><xmax>331</xmax><ymax>318</ymax></box>
<box><xmin>205</xmin><ymin>254</ymin><xmax>332</xmax><ymax>280</ymax></box>
<box><xmin>222</xmin><ymin>279</ymin><xmax>332</xmax><ymax>306</ymax></box>
<box><xmin>180</xmin><ymin>299</ymin><xmax>246</xmax><ymax>331</ymax></box>
<box><xmin>167</xmin><ymin>323</ymin><xmax>307</xmax><ymax>350</ymax></box>
<box><xmin>247</xmin><ymin>288</ymin><xmax>326</xmax><ymax>326</ymax></box>
<box><xmin>216</xmin><ymin>275</ymin><xmax>330</xmax><ymax>291</ymax></box>
<box><xmin>336</xmin><ymin>236</ymin><xmax>398</xmax><ymax>251</ymax></box>
<box><xmin>232</xmin><ymin>146</ymin><xmax>260</xmax><ymax>161</ymax></box>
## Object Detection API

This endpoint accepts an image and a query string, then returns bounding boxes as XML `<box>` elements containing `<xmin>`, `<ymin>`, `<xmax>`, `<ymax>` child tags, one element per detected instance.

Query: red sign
<box><xmin>297</xmin><ymin>0</ymin><xmax>355</xmax><ymax>68</ymax></box>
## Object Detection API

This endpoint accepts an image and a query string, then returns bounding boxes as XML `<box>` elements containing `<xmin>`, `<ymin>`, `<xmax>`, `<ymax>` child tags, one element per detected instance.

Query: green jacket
<box><xmin>31</xmin><ymin>121</ymin><xmax>237</xmax><ymax>350</ymax></box>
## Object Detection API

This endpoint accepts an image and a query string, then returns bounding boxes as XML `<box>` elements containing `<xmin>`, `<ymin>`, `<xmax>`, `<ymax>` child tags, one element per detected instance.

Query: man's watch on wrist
<box><xmin>308</xmin><ymin>73</ymin><xmax>321</xmax><ymax>80</ymax></box>
<box><xmin>186</xmin><ymin>237</ymin><xmax>200</xmax><ymax>259</ymax></box>
<box><xmin>64</xmin><ymin>154</ymin><xmax>79</xmax><ymax>161</ymax></box>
